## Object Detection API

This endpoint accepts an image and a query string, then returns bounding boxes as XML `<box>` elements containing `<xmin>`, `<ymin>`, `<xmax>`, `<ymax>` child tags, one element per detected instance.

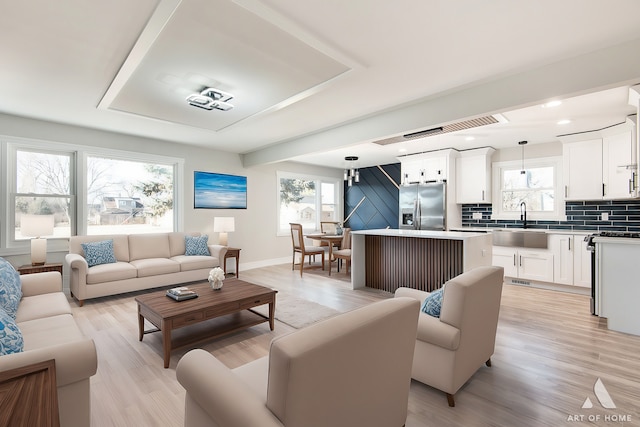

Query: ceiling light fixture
<box><xmin>557</xmin><ymin>119</ymin><xmax>571</xmax><ymax>125</ymax></box>
<box><xmin>519</xmin><ymin>140</ymin><xmax>528</xmax><ymax>175</ymax></box>
<box><xmin>542</xmin><ymin>100</ymin><xmax>562</xmax><ymax>108</ymax></box>
<box><xmin>186</xmin><ymin>87</ymin><xmax>234</xmax><ymax>111</ymax></box>
<box><xmin>344</xmin><ymin>156</ymin><xmax>360</xmax><ymax>187</ymax></box>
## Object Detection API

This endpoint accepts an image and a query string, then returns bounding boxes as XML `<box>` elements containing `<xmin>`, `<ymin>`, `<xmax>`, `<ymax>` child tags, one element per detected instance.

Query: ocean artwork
<box><xmin>194</xmin><ymin>171</ymin><xmax>247</xmax><ymax>209</ymax></box>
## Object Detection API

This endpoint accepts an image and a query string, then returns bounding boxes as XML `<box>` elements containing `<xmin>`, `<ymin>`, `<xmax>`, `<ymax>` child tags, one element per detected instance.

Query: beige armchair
<box><xmin>176</xmin><ymin>297</ymin><xmax>420</xmax><ymax>427</ymax></box>
<box><xmin>394</xmin><ymin>266</ymin><xmax>504</xmax><ymax>407</ymax></box>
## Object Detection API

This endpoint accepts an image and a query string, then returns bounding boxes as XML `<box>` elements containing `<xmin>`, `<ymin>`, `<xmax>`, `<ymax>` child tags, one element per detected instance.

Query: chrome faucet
<box><xmin>520</xmin><ymin>201</ymin><xmax>527</xmax><ymax>229</ymax></box>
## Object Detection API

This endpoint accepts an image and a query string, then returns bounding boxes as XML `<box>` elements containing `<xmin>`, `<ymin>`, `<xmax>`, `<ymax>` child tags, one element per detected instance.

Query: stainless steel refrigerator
<box><xmin>399</xmin><ymin>182</ymin><xmax>446</xmax><ymax>230</ymax></box>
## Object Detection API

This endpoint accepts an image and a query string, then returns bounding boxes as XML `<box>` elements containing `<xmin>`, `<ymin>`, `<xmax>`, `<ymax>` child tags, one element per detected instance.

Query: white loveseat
<box><xmin>66</xmin><ymin>232</ymin><xmax>227</xmax><ymax>306</ymax></box>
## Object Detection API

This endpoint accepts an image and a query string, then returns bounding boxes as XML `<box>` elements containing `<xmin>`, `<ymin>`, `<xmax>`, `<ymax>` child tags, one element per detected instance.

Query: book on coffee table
<box><xmin>166</xmin><ymin>287</ymin><xmax>198</xmax><ymax>301</ymax></box>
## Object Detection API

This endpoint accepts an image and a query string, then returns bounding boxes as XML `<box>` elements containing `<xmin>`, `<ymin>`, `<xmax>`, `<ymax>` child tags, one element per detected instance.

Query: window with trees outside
<box><xmin>492</xmin><ymin>157</ymin><xmax>565</xmax><ymax>221</ymax></box>
<box><xmin>14</xmin><ymin>149</ymin><xmax>74</xmax><ymax>240</ymax></box>
<box><xmin>86</xmin><ymin>156</ymin><xmax>174</xmax><ymax>235</ymax></box>
<box><xmin>277</xmin><ymin>171</ymin><xmax>341</xmax><ymax>235</ymax></box>
<box><xmin>6</xmin><ymin>141</ymin><xmax>181</xmax><ymax>248</ymax></box>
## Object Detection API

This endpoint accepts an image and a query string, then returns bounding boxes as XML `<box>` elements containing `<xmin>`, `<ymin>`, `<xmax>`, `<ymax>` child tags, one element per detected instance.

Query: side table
<box><xmin>17</xmin><ymin>263</ymin><xmax>63</xmax><ymax>275</ymax></box>
<box><xmin>223</xmin><ymin>248</ymin><xmax>241</xmax><ymax>278</ymax></box>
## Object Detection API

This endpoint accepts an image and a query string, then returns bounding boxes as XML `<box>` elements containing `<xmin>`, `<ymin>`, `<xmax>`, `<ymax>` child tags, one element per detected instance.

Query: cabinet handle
<box><xmin>481</xmin><ymin>190</ymin><xmax>485</xmax><ymax>201</ymax></box>
<box><xmin>565</xmin><ymin>185</ymin><xmax>568</xmax><ymax>198</ymax></box>
<box><xmin>602</xmin><ymin>183</ymin><xmax>605</xmax><ymax>197</ymax></box>
<box><xmin>630</xmin><ymin>178</ymin><xmax>634</xmax><ymax>194</ymax></box>
<box><xmin>513</xmin><ymin>254</ymin><xmax>516</xmax><ymax>266</ymax></box>
<box><xmin>568</xmin><ymin>239</ymin><xmax>571</xmax><ymax>251</ymax></box>
<box><xmin>519</xmin><ymin>255</ymin><xmax>522</xmax><ymax>267</ymax></box>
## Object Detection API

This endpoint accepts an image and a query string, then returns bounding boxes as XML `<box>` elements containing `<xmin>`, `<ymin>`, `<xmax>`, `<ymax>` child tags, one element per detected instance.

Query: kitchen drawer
<box><xmin>172</xmin><ymin>311</ymin><xmax>204</xmax><ymax>328</ymax></box>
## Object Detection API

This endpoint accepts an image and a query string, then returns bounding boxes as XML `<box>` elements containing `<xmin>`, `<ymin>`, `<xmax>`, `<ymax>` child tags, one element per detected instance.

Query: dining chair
<box><xmin>316</xmin><ymin>221</ymin><xmax>340</xmax><ymax>249</ymax></box>
<box><xmin>289</xmin><ymin>223</ymin><xmax>325</xmax><ymax>277</ymax></box>
<box><xmin>332</xmin><ymin>227</ymin><xmax>351</xmax><ymax>274</ymax></box>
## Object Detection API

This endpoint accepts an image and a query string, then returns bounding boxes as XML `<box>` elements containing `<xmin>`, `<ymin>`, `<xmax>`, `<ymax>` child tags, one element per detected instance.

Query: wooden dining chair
<box><xmin>332</xmin><ymin>228</ymin><xmax>352</xmax><ymax>274</ymax></box>
<box><xmin>290</xmin><ymin>223</ymin><xmax>325</xmax><ymax>277</ymax></box>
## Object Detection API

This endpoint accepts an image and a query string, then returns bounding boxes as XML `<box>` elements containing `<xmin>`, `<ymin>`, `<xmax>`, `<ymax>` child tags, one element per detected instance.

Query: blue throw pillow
<box><xmin>0</xmin><ymin>307</ymin><xmax>24</xmax><ymax>355</ymax></box>
<box><xmin>81</xmin><ymin>239</ymin><xmax>117</xmax><ymax>267</ymax></box>
<box><xmin>421</xmin><ymin>286</ymin><xmax>445</xmax><ymax>318</ymax></box>
<box><xmin>0</xmin><ymin>258</ymin><xmax>22</xmax><ymax>319</ymax></box>
<box><xmin>185</xmin><ymin>235</ymin><xmax>210</xmax><ymax>256</ymax></box>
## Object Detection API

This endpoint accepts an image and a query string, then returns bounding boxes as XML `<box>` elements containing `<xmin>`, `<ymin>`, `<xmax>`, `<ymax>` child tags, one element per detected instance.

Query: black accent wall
<box><xmin>344</xmin><ymin>163</ymin><xmax>401</xmax><ymax>230</ymax></box>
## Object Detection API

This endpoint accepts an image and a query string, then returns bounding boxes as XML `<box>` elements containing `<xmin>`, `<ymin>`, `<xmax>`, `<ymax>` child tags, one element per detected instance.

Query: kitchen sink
<box><xmin>492</xmin><ymin>229</ymin><xmax>548</xmax><ymax>249</ymax></box>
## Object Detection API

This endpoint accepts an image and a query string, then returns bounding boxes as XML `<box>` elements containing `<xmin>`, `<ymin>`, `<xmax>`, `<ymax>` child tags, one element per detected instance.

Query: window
<box><xmin>492</xmin><ymin>157</ymin><xmax>565</xmax><ymax>221</ymax></box>
<box><xmin>3</xmin><ymin>138</ymin><xmax>183</xmax><ymax>251</ymax></box>
<box><xmin>277</xmin><ymin>171</ymin><xmax>341</xmax><ymax>235</ymax></box>
<box><xmin>14</xmin><ymin>149</ymin><xmax>74</xmax><ymax>241</ymax></box>
<box><xmin>86</xmin><ymin>156</ymin><xmax>174</xmax><ymax>235</ymax></box>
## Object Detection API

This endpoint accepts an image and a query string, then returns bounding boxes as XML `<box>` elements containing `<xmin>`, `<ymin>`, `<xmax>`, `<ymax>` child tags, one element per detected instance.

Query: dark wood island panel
<box><xmin>365</xmin><ymin>235</ymin><xmax>464</xmax><ymax>293</ymax></box>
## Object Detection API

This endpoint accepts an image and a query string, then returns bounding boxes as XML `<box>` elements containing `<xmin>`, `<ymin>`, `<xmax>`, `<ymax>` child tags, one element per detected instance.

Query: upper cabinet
<box><xmin>562</xmin><ymin>120</ymin><xmax>637</xmax><ymax>201</ymax></box>
<box><xmin>399</xmin><ymin>150</ymin><xmax>451</xmax><ymax>184</ymax></box>
<box><xmin>455</xmin><ymin>147</ymin><xmax>495</xmax><ymax>204</ymax></box>
<box><xmin>603</xmin><ymin>129</ymin><xmax>636</xmax><ymax>199</ymax></box>
<box><xmin>563</xmin><ymin>138</ymin><xmax>603</xmax><ymax>200</ymax></box>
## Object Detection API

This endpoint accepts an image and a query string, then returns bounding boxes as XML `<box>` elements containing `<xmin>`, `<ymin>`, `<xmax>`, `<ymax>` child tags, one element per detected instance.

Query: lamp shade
<box><xmin>213</xmin><ymin>217</ymin><xmax>235</xmax><ymax>246</ymax></box>
<box><xmin>21</xmin><ymin>214</ymin><xmax>54</xmax><ymax>238</ymax></box>
<box><xmin>213</xmin><ymin>217</ymin><xmax>235</xmax><ymax>233</ymax></box>
<box><xmin>20</xmin><ymin>214</ymin><xmax>54</xmax><ymax>266</ymax></box>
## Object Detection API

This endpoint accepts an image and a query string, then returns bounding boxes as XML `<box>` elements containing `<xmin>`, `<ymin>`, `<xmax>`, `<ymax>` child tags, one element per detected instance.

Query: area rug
<box><xmin>252</xmin><ymin>292</ymin><xmax>343</xmax><ymax>329</ymax></box>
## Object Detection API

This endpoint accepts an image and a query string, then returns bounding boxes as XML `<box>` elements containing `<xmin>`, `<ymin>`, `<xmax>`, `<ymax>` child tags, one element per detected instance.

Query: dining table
<box><xmin>305</xmin><ymin>233</ymin><xmax>343</xmax><ymax>275</ymax></box>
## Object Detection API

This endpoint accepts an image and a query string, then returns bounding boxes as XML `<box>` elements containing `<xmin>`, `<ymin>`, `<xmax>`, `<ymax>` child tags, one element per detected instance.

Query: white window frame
<box><xmin>276</xmin><ymin>171</ymin><xmax>342</xmax><ymax>236</ymax></box>
<box><xmin>491</xmin><ymin>156</ymin><xmax>566</xmax><ymax>221</ymax></box>
<box><xmin>0</xmin><ymin>136</ymin><xmax>184</xmax><ymax>254</ymax></box>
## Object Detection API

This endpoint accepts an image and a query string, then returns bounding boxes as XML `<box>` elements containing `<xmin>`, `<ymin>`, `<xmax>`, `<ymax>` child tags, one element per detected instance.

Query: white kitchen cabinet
<box><xmin>549</xmin><ymin>234</ymin><xmax>573</xmax><ymax>285</ymax></box>
<box><xmin>603</xmin><ymin>129</ymin><xmax>636</xmax><ymax>199</ymax></box>
<box><xmin>562</xmin><ymin>122</ymin><xmax>637</xmax><ymax>201</ymax></box>
<box><xmin>399</xmin><ymin>150</ymin><xmax>451</xmax><ymax>184</ymax></box>
<box><xmin>492</xmin><ymin>246</ymin><xmax>553</xmax><ymax>282</ymax></box>
<box><xmin>456</xmin><ymin>147</ymin><xmax>495</xmax><ymax>204</ymax></box>
<box><xmin>573</xmin><ymin>234</ymin><xmax>591</xmax><ymax>288</ymax></box>
<box><xmin>563</xmin><ymin>138</ymin><xmax>603</xmax><ymax>201</ymax></box>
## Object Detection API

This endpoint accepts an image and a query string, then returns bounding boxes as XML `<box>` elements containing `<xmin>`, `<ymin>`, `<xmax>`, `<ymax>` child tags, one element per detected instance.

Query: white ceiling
<box><xmin>2</xmin><ymin>0</ymin><xmax>640</xmax><ymax>169</ymax></box>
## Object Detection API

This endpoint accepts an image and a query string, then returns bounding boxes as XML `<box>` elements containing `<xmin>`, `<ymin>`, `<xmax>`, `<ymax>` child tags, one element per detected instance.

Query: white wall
<box><xmin>492</xmin><ymin>141</ymin><xmax>562</xmax><ymax>163</ymax></box>
<box><xmin>0</xmin><ymin>113</ymin><xmax>343</xmax><ymax>272</ymax></box>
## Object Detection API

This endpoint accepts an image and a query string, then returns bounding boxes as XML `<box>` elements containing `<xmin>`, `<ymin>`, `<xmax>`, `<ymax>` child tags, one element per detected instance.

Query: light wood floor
<box><xmin>71</xmin><ymin>263</ymin><xmax>640</xmax><ymax>426</ymax></box>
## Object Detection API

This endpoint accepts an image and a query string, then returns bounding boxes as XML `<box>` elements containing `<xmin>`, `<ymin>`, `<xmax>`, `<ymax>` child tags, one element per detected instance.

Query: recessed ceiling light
<box><xmin>465</xmin><ymin>136</ymin><xmax>475</xmax><ymax>141</ymax></box>
<box><xmin>557</xmin><ymin>119</ymin><xmax>571</xmax><ymax>125</ymax></box>
<box><xmin>398</xmin><ymin>148</ymin><xmax>407</xmax><ymax>153</ymax></box>
<box><xmin>542</xmin><ymin>100</ymin><xmax>562</xmax><ymax>108</ymax></box>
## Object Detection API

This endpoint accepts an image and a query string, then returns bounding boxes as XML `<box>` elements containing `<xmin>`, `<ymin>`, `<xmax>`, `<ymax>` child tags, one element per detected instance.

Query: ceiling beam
<box><xmin>242</xmin><ymin>37</ymin><xmax>640</xmax><ymax>167</ymax></box>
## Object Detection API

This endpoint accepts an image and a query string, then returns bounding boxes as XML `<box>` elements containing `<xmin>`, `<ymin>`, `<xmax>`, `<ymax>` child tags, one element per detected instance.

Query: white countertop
<box><xmin>350</xmin><ymin>228</ymin><xmax>490</xmax><ymax>240</ymax></box>
<box><xmin>451</xmin><ymin>227</ymin><xmax>595</xmax><ymax>236</ymax></box>
<box><xmin>593</xmin><ymin>236</ymin><xmax>640</xmax><ymax>245</ymax></box>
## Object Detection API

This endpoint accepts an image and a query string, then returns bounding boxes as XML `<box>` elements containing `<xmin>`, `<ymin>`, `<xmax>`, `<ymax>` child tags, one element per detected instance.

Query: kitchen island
<box><xmin>351</xmin><ymin>229</ymin><xmax>493</xmax><ymax>293</ymax></box>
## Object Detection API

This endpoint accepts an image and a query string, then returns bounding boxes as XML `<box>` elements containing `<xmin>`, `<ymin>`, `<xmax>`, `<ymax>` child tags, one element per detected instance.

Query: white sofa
<box><xmin>0</xmin><ymin>269</ymin><xmax>97</xmax><ymax>427</ymax></box>
<box><xmin>66</xmin><ymin>232</ymin><xmax>227</xmax><ymax>306</ymax></box>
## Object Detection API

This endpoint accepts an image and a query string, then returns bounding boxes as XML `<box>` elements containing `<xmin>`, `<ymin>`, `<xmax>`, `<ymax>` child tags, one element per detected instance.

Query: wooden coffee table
<box><xmin>135</xmin><ymin>278</ymin><xmax>277</xmax><ymax>368</ymax></box>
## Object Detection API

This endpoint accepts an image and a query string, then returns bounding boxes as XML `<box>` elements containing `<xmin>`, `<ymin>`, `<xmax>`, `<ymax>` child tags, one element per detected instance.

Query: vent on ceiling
<box><xmin>373</xmin><ymin>115</ymin><xmax>502</xmax><ymax>146</ymax></box>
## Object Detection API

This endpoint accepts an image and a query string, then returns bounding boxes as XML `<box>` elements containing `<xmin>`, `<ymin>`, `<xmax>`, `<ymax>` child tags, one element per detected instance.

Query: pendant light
<box><xmin>519</xmin><ymin>140</ymin><xmax>528</xmax><ymax>174</ymax></box>
<box><xmin>344</xmin><ymin>156</ymin><xmax>360</xmax><ymax>187</ymax></box>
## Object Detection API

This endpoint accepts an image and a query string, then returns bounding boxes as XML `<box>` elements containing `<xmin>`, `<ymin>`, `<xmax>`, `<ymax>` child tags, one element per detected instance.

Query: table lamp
<box><xmin>213</xmin><ymin>217</ymin><xmax>235</xmax><ymax>246</ymax></box>
<box><xmin>21</xmin><ymin>214</ymin><xmax>55</xmax><ymax>265</ymax></box>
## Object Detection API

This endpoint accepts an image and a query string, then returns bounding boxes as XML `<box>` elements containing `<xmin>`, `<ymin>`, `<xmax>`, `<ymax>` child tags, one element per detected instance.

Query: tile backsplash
<box><xmin>462</xmin><ymin>200</ymin><xmax>640</xmax><ymax>232</ymax></box>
